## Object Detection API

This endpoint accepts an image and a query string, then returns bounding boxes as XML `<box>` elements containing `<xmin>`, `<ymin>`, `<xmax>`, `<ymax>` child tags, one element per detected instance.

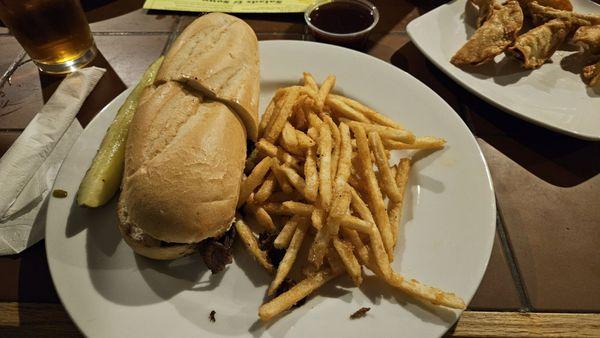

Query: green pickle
<box><xmin>76</xmin><ymin>56</ymin><xmax>164</xmax><ymax>207</ymax></box>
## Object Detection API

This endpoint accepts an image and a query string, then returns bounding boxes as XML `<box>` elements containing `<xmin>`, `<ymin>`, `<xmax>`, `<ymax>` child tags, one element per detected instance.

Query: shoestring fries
<box><xmin>237</xmin><ymin>72</ymin><xmax>464</xmax><ymax>322</ymax></box>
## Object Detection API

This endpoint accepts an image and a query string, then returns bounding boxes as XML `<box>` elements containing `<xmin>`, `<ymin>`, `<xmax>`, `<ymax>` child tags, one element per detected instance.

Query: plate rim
<box><xmin>46</xmin><ymin>39</ymin><xmax>497</xmax><ymax>338</ymax></box>
<box><xmin>406</xmin><ymin>0</ymin><xmax>600</xmax><ymax>141</ymax></box>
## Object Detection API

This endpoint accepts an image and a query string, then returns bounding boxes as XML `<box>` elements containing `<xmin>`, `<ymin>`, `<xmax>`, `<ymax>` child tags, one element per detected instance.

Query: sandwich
<box><xmin>117</xmin><ymin>13</ymin><xmax>259</xmax><ymax>272</ymax></box>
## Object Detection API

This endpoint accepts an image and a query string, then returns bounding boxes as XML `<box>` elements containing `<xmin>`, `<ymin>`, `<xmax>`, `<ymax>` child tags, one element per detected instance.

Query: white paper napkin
<box><xmin>0</xmin><ymin>66</ymin><xmax>106</xmax><ymax>255</ymax></box>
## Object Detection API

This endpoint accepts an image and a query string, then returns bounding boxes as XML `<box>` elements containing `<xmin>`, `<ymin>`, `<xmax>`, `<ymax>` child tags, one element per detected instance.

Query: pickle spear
<box><xmin>77</xmin><ymin>56</ymin><xmax>164</xmax><ymax>207</ymax></box>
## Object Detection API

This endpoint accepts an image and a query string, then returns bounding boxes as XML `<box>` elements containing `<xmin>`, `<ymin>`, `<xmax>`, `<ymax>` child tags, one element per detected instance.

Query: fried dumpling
<box><xmin>507</xmin><ymin>18</ymin><xmax>575</xmax><ymax>69</ymax></box>
<box><xmin>528</xmin><ymin>2</ymin><xmax>600</xmax><ymax>25</ymax></box>
<box><xmin>451</xmin><ymin>0</ymin><xmax>524</xmax><ymax>66</ymax></box>
<box><xmin>582</xmin><ymin>60</ymin><xmax>600</xmax><ymax>86</ymax></box>
<box><xmin>573</xmin><ymin>25</ymin><xmax>600</xmax><ymax>54</ymax></box>
<box><xmin>470</xmin><ymin>0</ymin><xmax>498</xmax><ymax>27</ymax></box>
<box><xmin>518</xmin><ymin>0</ymin><xmax>572</xmax><ymax>13</ymax></box>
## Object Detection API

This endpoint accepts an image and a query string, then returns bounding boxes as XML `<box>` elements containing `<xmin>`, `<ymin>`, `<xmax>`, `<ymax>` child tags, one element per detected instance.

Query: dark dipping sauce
<box><xmin>309</xmin><ymin>1</ymin><xmax>374</xmax><ymax>34</ymax></box>
<box><xmin>307</xmin><ymin>1</ymin><xmax>376</xmax><ymax>49</ymax></box>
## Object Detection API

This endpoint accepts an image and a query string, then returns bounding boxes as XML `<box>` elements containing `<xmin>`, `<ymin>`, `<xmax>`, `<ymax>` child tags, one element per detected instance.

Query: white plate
<box><xmin>407</xmin><ymin>0</ymin><xmax>600</xmax><ymax>140</ymax></box>
<box><xmin>46</xmin><ymin>40</ymin><xmax>495</xmax><ymax>338</ymax></box>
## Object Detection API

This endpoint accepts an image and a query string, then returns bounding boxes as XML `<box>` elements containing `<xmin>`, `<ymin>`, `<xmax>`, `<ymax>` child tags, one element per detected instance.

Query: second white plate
<box><xmin>407</xmin><ymin>0</ymin><xmax>600</xmax><ymax>140</ymax></box>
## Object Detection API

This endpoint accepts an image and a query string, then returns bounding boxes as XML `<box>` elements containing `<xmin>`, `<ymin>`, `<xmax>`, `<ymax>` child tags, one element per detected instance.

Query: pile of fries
<box><xmin>235</xmin><ymin>73</ymin><xmax>465</xmax><ymax>321</ymax></box>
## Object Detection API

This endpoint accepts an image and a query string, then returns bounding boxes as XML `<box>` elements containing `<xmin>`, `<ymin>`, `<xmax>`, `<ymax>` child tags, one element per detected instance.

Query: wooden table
<box><xmin>1</xmin><ymin>0</ymin><xmax>599</xmax><ymax>336</ymax></box>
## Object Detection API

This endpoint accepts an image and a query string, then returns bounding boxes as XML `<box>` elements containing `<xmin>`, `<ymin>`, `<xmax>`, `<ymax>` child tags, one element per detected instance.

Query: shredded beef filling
<box><xmin>199</xmin><ymin>225</ymin><xmax>236</xmax><ymax>273</ymax></box>
<box><xmin>129</xmin><ymin>222</ymin><xmax>236</xmax><ymax>273</ymax></box>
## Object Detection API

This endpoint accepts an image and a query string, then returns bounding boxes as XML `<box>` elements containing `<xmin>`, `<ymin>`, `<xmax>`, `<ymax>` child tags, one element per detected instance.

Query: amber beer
<box><xmin>0</xmin><ymin>0</ymin><xmax>96</xmax><ymax>74</ymax></box>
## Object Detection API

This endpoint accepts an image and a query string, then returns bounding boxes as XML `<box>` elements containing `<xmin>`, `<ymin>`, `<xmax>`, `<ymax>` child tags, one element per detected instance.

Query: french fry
<box><xmin>264</xmin><ymin>88</ymin><xmax>300</xmax><ymax>143</ymax></box>
<box><xmin>307</xmin><ymin>111</ymin><xmax>324</xmax><ymax>129</ymax></box>
<box><xmin>303</xmin><ymin>72</ymin><xmax>319</xmax><ymax>92</ymax></box>
<box><xmin>308</xmin><ymin>187</ymin><xmax>351</xmax><ymax>269</ymax></box>
<box><xmin>389</xmin><ymin>164</ymin><xmax>397</xmax><ymax>180</ymax></box>
<box><xmin>368</xmin><ymin>131</ymin><xmax>402</xmax><ymax>203</ymax></box>
<box><xmin>279</xmin><ymin>165</ymin><xmax>308</xmax><ymax>199</ymax></box>
<box><xmin>316</xmin><ymin>75</ymin><xmax>336</xmax><ymax>110</ymax></box>
<box><xmin>256</xmin><ymin>139</ymin><xmax>301</xmax><ymax>170</ymax></box>
<box><xmin>244</xmin><ymin>148</ymin><xmax>265</xmax><ymax>174</ymax></box>
<box><xmin>302</xmin><ymin>96</ymin><xmax>317</xmax><ymax>114</ymax></box>
<box><xmin>235</xmin><ymin>218</ymin><xmax>274</xmax><ymax>274</ymax></box>
<box><xmin>362</xmin><ymin>247</ymin><xmax>464</xmax><ymax>309</ymax></box>
<box><xmin>307</xmin><ymin>126</ymin><xmax>319</xmax><ymax>144</ymax></box>
<box><xmin>262</xmin><ymin>202</ymin><xmax>286</xmax><ymax>215</ymax></box>
<box><xmin>330</xmin><ymin>94</ymin><xmax>405</xmax><ymax>130</ymax></box>
<box><xmin>340</xmin><ymin>215</ymin><xmax>373</xmax><ymax>234</ymax></box>
<box><xmin>271</xmin><ymin>161</ymin><xmax>294</xmax><ymax>194</ymax></box>
<box><xmin>254</xmin><ymin>173</ymin><xmax>277</xmax><ymax>204</ymax></box>
<box><xmin>259</xmin><ymin>269</ymin><xmax>340</xmax><ymax>321</ymax></box>
<box><xmin>318</xmin><ymin>123</ymin><xmax>333</xmax><ymax>209</ymax></box>
<box><xmin>274</xmin><ymin>216</ymin><xmax>301</xmax><ymax>249</ymax></box>
<box><xmin>280</xmin><ymin>122</ymin><xmax>301</xmax><ymax>154</ymax></box>
<box><xmin>386</xmin><ymin>274</ymin><xmax>466</xmax><ymax>309</ymax></box>
<box><xmin>382</xmin><ymin>137</ymin><xmax>446</xmax><ymax>150</ymax></box>
<box><xmin>351</xmin><ymin>124</ymin><xmax>395</xmax><ymax>258</ymax></box>
<box><xmin>347</xmin><ymin>173</ymin><xmax>366</xmax><ymax>196</ymax></box>
<box><xmin>333</xmin><ymin>238</ymin><xmax>363</xmax><ymax>286</ymax></box>
<box><xmin>326</xmin><ymin>247</ymin><xmax>346</xmax><ymax>274</ymax></box>
<box><xmin>243</xmin><ymin>194</ymin><xmax>276</xmax><ymax>232</ymax></box>
<box><xmin>323</xmin><ymin>115</ymin><xmax>341</xmax><ymax>180</ymax></box>
<box><xmin>290</xmin><ymin>94</ymin><xmax>308</xmax><ymax>130</ymax></box>
<box><xmin>375</xmin><ymin>171</ymin><xmax>388</xmax><ymax>201</ymax></box>
<box><xmin>348</xmin><ymin>186</ymin><xmax>375</xmax><ymax>247</ymax></box>
<box><xmin>255</xmin><ymin>206</ymin><xmax>276</xmax><ymax>232</ymax></box>
<box><xmin>304</xmin><ymin>146</ymin><xmax>319</xmax><ymax>202</ymax></box>
<box><xmin>296</xmin><ymin>129</ymin><xmax>316</xmax><ymax>148</ymax></box>
<box><xmin>340</xmin><ymin>227</ymin><xmax>369</xmax><ymax>265</ymax></box>
<box><xmin>311</xmin><ymin>208</ymin><xmax>325</xmax><ymax>230</ymax></box>
<box><xmin>258</xmin><ymin>89</ymin><xmax>288</xmax><ymax>138</ymax></box>
<box><xmin>343</xmin><ymin>119</ymin><xmax>415</xmax><ymax>144</ymax></box>
<box><xmin>292</xmin><ymin>105</ymin><xmax>308</xmax><ymax>130</ymax></box>
<box><xmin>389</xmin><ymin>158</ymin><xmax>410</xmax><ymax>247</ymax></box>
<box><xmin>296</xmin><ymin>85</ymin><xmax>319</xmax><ymax>102</ymax></box>
<box><xmin>348</xmin><ymin>184</ymin><xmax>375</xmax><ymax>223</ymax></box>
<box><xmin>258</xmin><ymin>99</ymin><xmax>276</xmax><ymax>138</ymax></box>
<box><xmin>325</xmin><ymin>96</ymin><xmax>370</xmax><ymax>123</ymax></box>
<box><xmin>268</xmin><ymin>220</ymin><xmax>309</xmax><ymax>295</ymax></box>
<box><xmin>263</xmin><ymin>201</ymin><xmax>315</xmax><ymax>216</ymax></box>
<box><xmin>334</xmin><ymin>122</ymin><xmax>352</xmax><ymax>192</ymax></box>
<box><xmin>242</xmin><ymin>198</ymin><xmax>256</xmax><ymax>220</ymax></box>
<box><xmin>367</xmin><ymin>224</ymin><xmax>392</xmax><ymax>278</ymax></box>
<box><xmin>238</xmin><ymin>157</ymin><xmax>273</xmax><ymax>208</ymax></box>
<box><xmin>282</xmin><ymin>201</ymin><xmax>315</xmax><ymax>216</ymax></box>
<box><xmin>385</xmin><ymin>149</ymin><xmax>392</xmax><ymax>161</ymax></box>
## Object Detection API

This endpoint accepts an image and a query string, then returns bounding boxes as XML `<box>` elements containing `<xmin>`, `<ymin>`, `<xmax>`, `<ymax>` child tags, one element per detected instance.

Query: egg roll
<box><xmin>507</xmin><ymin>18</ymin><xmax>574</xmax><ymax>69</ymax></box>
<box><xmin>573</xmin><ymin>25</ymin><xmax>600</xmax><ymax>54</ymax></box>
<box><xmin>451</xmin><ymin>0</ymin><xmax>524</xmax><ymax>66</ymax></box>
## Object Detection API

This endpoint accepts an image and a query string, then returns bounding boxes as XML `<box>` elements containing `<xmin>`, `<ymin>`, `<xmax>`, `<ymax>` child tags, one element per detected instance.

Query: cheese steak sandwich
<box><xmin>117</xmin><ymin>13</ymin><xmax>259</xmax><ymax>272</ymax></box>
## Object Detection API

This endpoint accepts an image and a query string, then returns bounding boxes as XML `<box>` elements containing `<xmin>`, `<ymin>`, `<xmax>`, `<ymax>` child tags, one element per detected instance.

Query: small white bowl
<box><xmin>304</xmin><ymin>0</ymin><xmax>379</xmax><ymax>49</ymax></box>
